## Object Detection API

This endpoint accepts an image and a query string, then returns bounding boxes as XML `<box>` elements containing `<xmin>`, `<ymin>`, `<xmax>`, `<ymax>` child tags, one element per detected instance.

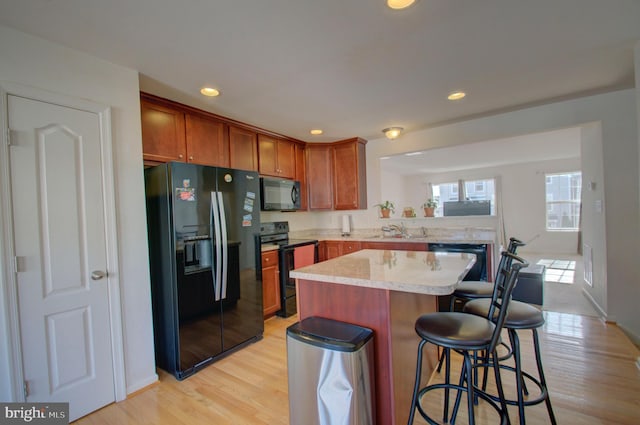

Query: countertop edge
<box><xmin>290</xmin><ymin>269</ymin><xmax>458</xmax><ymax>295</ymax></box>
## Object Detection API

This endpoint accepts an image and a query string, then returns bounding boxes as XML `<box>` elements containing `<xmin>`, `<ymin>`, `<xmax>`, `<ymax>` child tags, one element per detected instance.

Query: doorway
<box><xmin>0</xmin><ymin>84</ymin><xmax>125</xmax><ymax>420</ymax></box>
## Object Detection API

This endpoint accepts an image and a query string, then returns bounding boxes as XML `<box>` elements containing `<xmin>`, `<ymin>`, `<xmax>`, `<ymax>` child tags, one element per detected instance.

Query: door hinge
<box><xmin>23</xmin><ymin>381</ymin><xmax>29</xmax><ymax>398</ymax></box>
<box><xmin>13</xmin><ymin>256</ymin><xmax>23</xmax><ymax>273</ymax></box>
<box><xmin>6</xmin><ymin>128</ymin><xmax>10</xmax><ymax>146</ymax></box>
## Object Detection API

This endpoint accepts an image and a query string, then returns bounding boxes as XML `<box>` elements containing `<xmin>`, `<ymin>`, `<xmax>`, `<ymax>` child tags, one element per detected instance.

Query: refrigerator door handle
<box><xmin>211</xmin><ymin>192</ymin><xmax>222</xmax><ymax>301</ymax></box>
<box><xmin>217</xmin><ymin>191</ymin><xmax>228</xmax><ymax>300</ymax></box>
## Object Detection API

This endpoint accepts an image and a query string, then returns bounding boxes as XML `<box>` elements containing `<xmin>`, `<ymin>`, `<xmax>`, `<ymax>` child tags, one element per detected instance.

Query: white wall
<box><xmin>0</xmin><ymin>25</ymin><xmax>157</xmax><ymax>400</ymax></box>
<box><xmin>399</xmin><ymin>157</ymin><xmax>581</xmax><ymax>254</ymax></box>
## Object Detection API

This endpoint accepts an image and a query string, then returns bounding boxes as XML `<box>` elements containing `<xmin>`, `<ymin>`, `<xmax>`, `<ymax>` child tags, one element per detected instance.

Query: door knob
<box><xmin>91</xmin><ymin>270</ymin><xmax>107</xmax><ymax>280</ymax></box>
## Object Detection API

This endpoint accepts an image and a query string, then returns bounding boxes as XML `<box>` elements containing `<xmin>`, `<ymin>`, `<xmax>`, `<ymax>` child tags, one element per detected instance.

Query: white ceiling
<box><xmin>1</xmin><ymin>0</ymin><xmax>639</xmax><ymax>143</ymax></box>
<box><xmin>380</xmin><ymin>127</ymin><xmax>581</xmax><ymax>175</ymax></box>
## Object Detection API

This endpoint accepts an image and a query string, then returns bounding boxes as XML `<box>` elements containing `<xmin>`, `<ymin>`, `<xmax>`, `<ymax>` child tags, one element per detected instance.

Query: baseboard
<box><xmin>126</xmin><ymin>373</ymin><xmax>159</xmax><ymax>396</ymax></box>
<box><xmin>617</xmin><ymin>323</ymin><xmax>640</xmax><ymax>349</ymax></box>
<box><xmin>581</xmin><ymin>287</ymin><xmax>607</xmax><ymax>320</ymax></box>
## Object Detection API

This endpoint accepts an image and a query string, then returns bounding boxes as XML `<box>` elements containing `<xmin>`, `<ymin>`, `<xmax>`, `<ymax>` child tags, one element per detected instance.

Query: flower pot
<box><xmin>380</xmin><ymin>208</ymin><xmax>391</xmax><ymax>218</ymax></box>
<box><xmin>423</xmin><ymin>207</ymin><xmax>435</xmax><ymax>217</ymax></box>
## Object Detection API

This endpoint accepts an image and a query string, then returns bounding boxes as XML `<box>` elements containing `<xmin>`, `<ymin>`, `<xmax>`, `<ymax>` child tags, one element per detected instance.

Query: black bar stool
<box><xmin>437</xmin><ymin>237</ymin><xmax>526</xmax><ymax>373</ymax></box>
<box><xmin>463</xmin><ymin>298</ymin><xmax>557</xmax><ymax>424</ymax></box>
<box><xmin>408</xmin><ymin>252</ymin><xmax>529</xmax><ymax>425</ymax></box>
<box><xmin>449</xmin><ymin>237</ymin><xmax>526</xmax><ymax>310</ymax></box>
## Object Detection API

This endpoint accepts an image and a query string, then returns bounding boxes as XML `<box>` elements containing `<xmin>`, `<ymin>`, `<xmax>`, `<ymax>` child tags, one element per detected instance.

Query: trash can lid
<box><xmin>287</xmin><ymin>317</ymin><xmax>373</xmax><ymax>352</ymax></box>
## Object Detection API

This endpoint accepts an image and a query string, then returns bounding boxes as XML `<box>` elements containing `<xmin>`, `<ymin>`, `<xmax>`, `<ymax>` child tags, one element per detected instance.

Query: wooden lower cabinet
<box><xmin>360</xmin><ymin>241</ymin><xmax>429</xmax><ymax>251</ymax></box>
<box><xmin>323</xmin><ymin>240</ymin><xmax>362</xmax><ymax>260</ymax></box>
<box><xmin>320</xmin><ymin>240</ymin><xmax>429</xmax><ymax>261</ymax></box>
<box><xmin>261</xmin><ymin>250</ymin><xmax>280</xmax><ymax>318</ymax></box>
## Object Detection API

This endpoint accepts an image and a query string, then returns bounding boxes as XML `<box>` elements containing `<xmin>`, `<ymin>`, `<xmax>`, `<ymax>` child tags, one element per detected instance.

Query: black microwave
<box><xmin>260</xmin><ymin>177</ymin><xmax>301</xmax><ymax>211</ymax></box>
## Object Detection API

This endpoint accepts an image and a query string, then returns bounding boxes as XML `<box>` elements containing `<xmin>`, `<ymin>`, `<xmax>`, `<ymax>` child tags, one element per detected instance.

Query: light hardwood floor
<box><xmin>74</xmin><ymin>312</ymin><xmax>639</xmax><ymax>425</ymax></box>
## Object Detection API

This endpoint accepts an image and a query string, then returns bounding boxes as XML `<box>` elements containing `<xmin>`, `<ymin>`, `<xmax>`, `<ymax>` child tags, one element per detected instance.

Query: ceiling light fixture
<box><xmin>200</xmin><ymin>87</ymin><xmax>220</xmax><ymax>97</ymax></box>
<box><xmin>447</xmin><ymin>91</ymin><xmax>466</xmax><ymax>100</ymax></box>
<box><xmin>382</xmin><ymin>127</ymin><xmax>403</xmax><ymax>140</ymax></box>
<box><xmin>387</xmin><ymin>0</ymin><xmax>416</xmax><ymax>10</ymax></box>
<box><xmin>310</xmin><ymin>129</ymin><xmax>323</xmax><ymax>135</ymax></box>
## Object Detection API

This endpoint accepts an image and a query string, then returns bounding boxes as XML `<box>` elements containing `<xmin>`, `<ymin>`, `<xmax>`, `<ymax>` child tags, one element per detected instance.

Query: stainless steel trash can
<box><xmin>287</xmin><ymin>317</ymin><xmax>375</xmax><ymax>425</ymax></box>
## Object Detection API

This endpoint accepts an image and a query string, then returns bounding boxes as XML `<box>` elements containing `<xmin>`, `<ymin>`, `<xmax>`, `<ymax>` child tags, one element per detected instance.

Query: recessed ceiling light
<box><xmin>405</xmin><ymin>152</ymin><xmax>423</xmax><ymax>156</ymax></box>
<box><xmin>200</xmin><ymin>87</ymin><xmax>220</xmax><ymax>97</ymax></box>
<box><xmin>310</xmin><ymin>129</ymin><xmax>323</xmax><ymax>135</ymax></box>
<box><xmin>387</xmin><ymin>0</ymin><xmax>416</xmax><ymax>10</ymax></box>
<box><xmin>448</xmin><ymin>91</ymin><xmax>466</xmax><ymax>100</ymax></box>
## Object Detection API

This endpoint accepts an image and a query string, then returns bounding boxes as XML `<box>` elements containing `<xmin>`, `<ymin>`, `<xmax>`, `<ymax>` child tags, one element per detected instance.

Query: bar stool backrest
<box><xmin>492</xmin><ymin>237</ymin><xmax>526</xmax><ymax>288</ymax></box>
<box><xmin>487</xmin><ymin>252</ymin><xmax>528</xmax><ymax>353</ymax></box>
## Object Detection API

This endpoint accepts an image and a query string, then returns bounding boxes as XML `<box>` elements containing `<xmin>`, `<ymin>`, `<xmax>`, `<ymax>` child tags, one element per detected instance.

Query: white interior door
<box><xmin>8</xmin><ymin>94</ymin><xmax>115</xmax><ymax>421</ymax></box>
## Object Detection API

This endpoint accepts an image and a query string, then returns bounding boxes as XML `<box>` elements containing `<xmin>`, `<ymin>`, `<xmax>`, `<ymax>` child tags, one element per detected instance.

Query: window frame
<box><xmin>544</xmin><ymin>171</ymin><xmax>582</xmax><ymax>231</ymax></box>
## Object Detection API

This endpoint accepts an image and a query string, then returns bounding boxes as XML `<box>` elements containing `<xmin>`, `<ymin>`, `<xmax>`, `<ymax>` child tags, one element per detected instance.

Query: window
<box><xmin>464</xmin><ymin>179</ymin><xmax>495</xmax><ymax>214</ymax></box>
<box><xmin>545</xmin><ymin>171</ymin><xmax>581</xmax><ymax>230</ymax></box>
<box><xmin>431</xmin><ymin>178</ymin><xmax>496</xmax><ymax>217</ymax></box>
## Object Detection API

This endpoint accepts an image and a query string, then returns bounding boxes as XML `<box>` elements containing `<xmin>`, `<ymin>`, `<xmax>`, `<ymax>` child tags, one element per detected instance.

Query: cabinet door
<box><xmin>317</xmin><ymin>241</ymin><xmax>328</xmax><ymax>262</ymax></box>
<box><xmin>341</xmin><ymin>241</ymin><xmax>362</xmax><ymax>255</ymax></box>
<box><xmin>333</xmin><ymin>138</ymin><xmax>367</xmax><ymax>210</ymax></box>
<box><xmin>229</xmin><ymin>125</ymin><xmax>258</xmax><ymax>171</ymax></box>
<box><xmin>185</xmin><ymin>113</ymin><xmax>229</xmax><ymax>167</ymax></box>
<box><xmin>324</xmin><ymin>241</ymin><xmax>341</xmax><ymax>260</ymax></box>
<box><xmin>140</xmin><ymin>99</ymin><xmax>186</xmax><ymax>163</ymax></box>
<box><xmin>258</xmin><ymin>134</ymin><xmax>277</xmax><ymax>176</ymax></box>
<box><xmin>306</xmin><ymin>144</ymin><xmax>333</xmax><ymax>210</ymax></box>
<box><xmin>276</xmin><ymin>139</ymin><xmax>295</xmax><ymax>178</ymax></box>
<box><xmin>295</xmin><ymin>144</ymin><xmax>308</xmax><ymax>210</ymax></box>
<box><xmin>261</xmin><ymin>251</ymin><xmax>280</xmax><ymax>318</ymax></box>
<box><xmin>258</xmin><ymin>135</ymin><xmax>295</xmax><ymax>178</ymax></box>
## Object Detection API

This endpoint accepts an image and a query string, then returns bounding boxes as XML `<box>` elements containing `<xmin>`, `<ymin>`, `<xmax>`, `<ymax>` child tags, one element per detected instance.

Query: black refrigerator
<box><xmin>144</xmin><ymin>162</ymin><xmax>263</xmax><ymax>380</ymax></box>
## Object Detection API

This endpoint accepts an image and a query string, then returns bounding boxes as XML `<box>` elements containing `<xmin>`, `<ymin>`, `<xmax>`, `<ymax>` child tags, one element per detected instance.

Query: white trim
<box><xmin>126</xmin><ymin>373</ymin><xmax>159</xmax><ymax>395</ymax></box>
<box><xmin>0</xmin><ymin>81</ymin><xmax>126</xmax><ymax>402</ymax></box>
<box><xmin>0</xmin><ymin>85</ymin><xmax>24</xmax><ymax>402</ymax></box>
<box><xmin>581</xmin><ymin>286</ymin><xmax>607</xmax><ymax>318</ymax></box>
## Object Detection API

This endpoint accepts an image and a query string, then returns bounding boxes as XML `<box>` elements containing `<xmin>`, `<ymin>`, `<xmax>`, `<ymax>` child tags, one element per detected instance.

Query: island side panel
<box><xmin>389</xmin><ymin>290</ymin><xmax>439</xmax><ymax>425</ymax></box>
<box><xmin>296</xmin><ymin>278</ymin><xmax>394</xmax><ymax>425</ymax></box>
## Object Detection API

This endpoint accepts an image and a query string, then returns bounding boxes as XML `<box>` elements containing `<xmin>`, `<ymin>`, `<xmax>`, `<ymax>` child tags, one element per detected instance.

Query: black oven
<box><xmin>256</xmin><ymin>222</ymin><xmax>318</xmax><ymax>317</ymax></box>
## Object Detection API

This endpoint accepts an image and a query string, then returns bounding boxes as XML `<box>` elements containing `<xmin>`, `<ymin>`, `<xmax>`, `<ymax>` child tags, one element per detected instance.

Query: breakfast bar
<box><xmin>290</xmin><ymin>249</ymin><xmax>476</xmax><ymax>425</ymax></box>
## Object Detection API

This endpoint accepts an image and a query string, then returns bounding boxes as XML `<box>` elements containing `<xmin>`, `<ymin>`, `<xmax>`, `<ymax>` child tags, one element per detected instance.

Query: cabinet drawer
<box><xmin>261</xmin><ymin>250</ymin><xmax>278</xmax><ymax>265</ymax></box>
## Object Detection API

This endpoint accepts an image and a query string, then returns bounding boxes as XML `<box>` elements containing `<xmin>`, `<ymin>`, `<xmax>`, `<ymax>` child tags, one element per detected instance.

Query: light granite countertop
<box><xmin>290</xmin><ymin>249</ymin><xmax>476</xmax><ymax>295</ymax></box>
<box><xmin>289</xmin><ymin>226</ymin><xmax>497</xmax><ymax>245</ymax></box>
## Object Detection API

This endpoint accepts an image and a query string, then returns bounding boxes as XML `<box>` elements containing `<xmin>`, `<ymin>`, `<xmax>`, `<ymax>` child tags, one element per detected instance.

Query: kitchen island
<box><xmin>290</xmin><ymin>249</ymin><xmax>476</xmax><ymax>425</ymax></box>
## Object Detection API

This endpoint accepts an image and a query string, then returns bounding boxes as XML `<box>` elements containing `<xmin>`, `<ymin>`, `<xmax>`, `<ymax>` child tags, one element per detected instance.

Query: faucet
<box><xmin>388</xmin><ymin>223</ymin><xmax>410</xmax><ymax>238</ymax></box>
<box><xmin>421</xmin><ymin>226</ymin><xmax>428</xmax><ymax>237</ymax></box>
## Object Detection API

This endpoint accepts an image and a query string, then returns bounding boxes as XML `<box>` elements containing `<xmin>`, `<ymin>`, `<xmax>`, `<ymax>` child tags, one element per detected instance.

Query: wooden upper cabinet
<box><xmin>333</xmin><ymin>138</ymin><xmax>367</xmax><ymax>210</ymax></box>
<box><xmin>141</xmin><ymin>98</ymin><xmax>186</xmax><ymax>163</ymax></box>
<box><xmin>306</xmin><ymin>144</ymin><xmax>333</xmax><ymax>210</ymax></box>
<box><xmin>229</xmin><ymin>125</ymin><xmax>258</xmax><ymax>172</ymax></box>
<box><xmin>258</xmin><ymin>134</ymin><xmax>295</xmax><ymax>178</ymax></box>
<box><xmin>295</xmin><ymin>144</ymin><xmax>308</xmax><ymax>210</ymax></box>
<box><xmin>185</xmin><ymin>113</ymin><xmax>229</xmax><ymax>167</ymax></box>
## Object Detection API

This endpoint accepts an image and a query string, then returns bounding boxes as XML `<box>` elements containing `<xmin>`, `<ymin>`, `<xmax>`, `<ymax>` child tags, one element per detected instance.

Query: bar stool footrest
<box><xmin>414</xmin><ymin>382</ymin><xmax>509</xmax><ymax>425</ymax></box>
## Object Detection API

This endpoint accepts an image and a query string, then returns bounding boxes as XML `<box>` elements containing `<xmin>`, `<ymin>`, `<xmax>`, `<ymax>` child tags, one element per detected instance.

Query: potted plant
<box><xmin>375</xmin><ymin>201</ymin><xmax>395</xmax><ymax>218</ymax></box>
<box><xmin>422</xmin><ymin>199</ymin><xmax>438</xmax><ymax>217</ymax></box>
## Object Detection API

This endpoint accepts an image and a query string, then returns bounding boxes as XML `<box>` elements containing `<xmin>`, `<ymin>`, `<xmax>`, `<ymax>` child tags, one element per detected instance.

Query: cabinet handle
<box><xmin>178</xmin><ymin>154</ymin><xmax>183</xmax><ymax>159</ymax></box>
<box><xmin>189</xmin><ymin>156</ymin><xmax>194</xmax><ymax>160</ymax></box>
